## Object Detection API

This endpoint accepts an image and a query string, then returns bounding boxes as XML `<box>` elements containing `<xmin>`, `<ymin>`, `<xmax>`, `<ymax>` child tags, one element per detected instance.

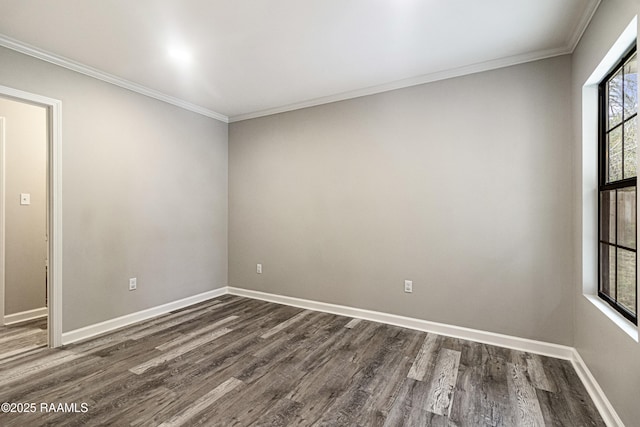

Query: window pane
<box><xmin>608</xmin><ymin>126</ymin><xmax>623</xmax><ymax>182</ymax></box>
<box><xmin>624</xmin><ymin>54</ymin><xmax>638</xmax><ymax>119</ymax></box>
<box><xmin>617</xmin><ymin>188</ymin><xmax>636</xmax><ymax>249</ymax></box>
<box><xmin>617</xmin><ymin>248</ymin><xmax>636</xmax><ymax>314</ymax></box>
<box><xmin>600</xmin><ymin>190</ymin><xmax>616</xmax><ymax>243</ymax></box>
<box><xmin>600</xmin><ymin>49</ymin><xmax>638</xmax><ymax>323</ymax></box>
<box><xmin>608</xmin><ymin>70</ymin><xmax>623</xmax><ymax>129</ymax></box>
<box><xmin>600</xmin><ymin>243</ymin><xmax>616</xmax><ymax>298</ymax></box>
<box><xmin>624</xmin><ymin>117</ymin><xmax>637</xmax><ymax>178</ymax></box>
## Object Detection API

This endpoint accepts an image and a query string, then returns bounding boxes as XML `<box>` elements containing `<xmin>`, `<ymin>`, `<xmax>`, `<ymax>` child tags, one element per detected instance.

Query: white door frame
<box><xmin>0</xmin><ymin>116</ymin><xmax>4</xmax><ymax>328</ymax></box>
<box><xmin>0</xmin><ymin>85</ymin><xmax>62</xmax><ymax>347</ymax></box>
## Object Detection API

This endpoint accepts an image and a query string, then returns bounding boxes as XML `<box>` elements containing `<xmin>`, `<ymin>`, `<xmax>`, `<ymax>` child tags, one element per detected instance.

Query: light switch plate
<box><xmin>404</xmin><ymin>280</ymin><xmax>413</xmax><ymax>293</ymax></box>
<box><xmin>20</xmin><ymin>193</ymin><xmax>30</xmax><ymax>205</ymax></box>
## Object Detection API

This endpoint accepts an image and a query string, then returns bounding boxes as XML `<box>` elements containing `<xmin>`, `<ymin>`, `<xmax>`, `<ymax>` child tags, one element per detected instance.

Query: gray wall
<box><xmin>229</xmin><ymin>55</ymin><xmax>573</xmax><ymax>345</ymax></box>
<box><xmin>0</xmin><ymin>46</ymin><xmax>228</xmax><ymax>332</ymax></box>
<box><xmin>0</xmin><ymin>97</ymin><xmax>47</xmax><ymax>316</ymax></box>
<box><xmin>1</xmin><ymin>4</ymin><xmax>637</xmax><ymax>422</ymax></box>
<box><xmin>572</xmin><ymin>0</ymin><xmax>640</xmax><ymax>425</ymax></box>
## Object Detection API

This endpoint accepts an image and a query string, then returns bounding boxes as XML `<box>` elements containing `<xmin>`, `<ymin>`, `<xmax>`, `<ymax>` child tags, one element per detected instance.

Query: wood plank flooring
<box><xmin>0</xmin><ymin>296</ymin><xmax>604</xmax><ymax>426</ymax></box>
<box><xmin>0</xmin><ymin>317</ymin><xmax>47</xmax><ymax>362</ymax></box>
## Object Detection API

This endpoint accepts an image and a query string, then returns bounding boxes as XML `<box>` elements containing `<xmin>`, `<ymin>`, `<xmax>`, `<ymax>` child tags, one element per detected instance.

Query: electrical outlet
<box><xmin>129</xmin><ymin>277</ymin><xmax>137</xmax><ymax>291</ymax></box>
<box><xmin>257</xmin><ymin>264</ymin><xmax>262</xmax><ymax>274</ymax></box>
<box><xmin>404</xmin><ymin>280</ymin><xmax>413</xmax><ymax>293</ymax></box>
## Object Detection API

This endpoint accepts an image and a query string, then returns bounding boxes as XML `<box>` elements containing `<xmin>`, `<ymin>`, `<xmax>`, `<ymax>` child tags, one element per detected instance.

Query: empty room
<box><xmin>0</xmin><ymin>0</ymin><xmax>638</xmax><ymax>425</ymax></box>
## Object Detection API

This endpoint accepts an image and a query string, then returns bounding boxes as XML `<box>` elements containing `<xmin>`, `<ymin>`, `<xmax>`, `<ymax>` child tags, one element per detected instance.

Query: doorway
<box><xmin>0</xmin><ymin>100</ymin><xmax>48</xmax><ymax>356</ymax></box>
<box><xmin>0</xmin><ymin>85</ymin><xmax>62</xmax><ymax>348</ymax></box>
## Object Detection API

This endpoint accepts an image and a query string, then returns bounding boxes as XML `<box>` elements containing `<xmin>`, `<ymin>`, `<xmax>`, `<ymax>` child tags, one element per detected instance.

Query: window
<box><xmin>599</xmin><ymin>46</ymin><xmax>638</xmax><ymax>325</ymax></box>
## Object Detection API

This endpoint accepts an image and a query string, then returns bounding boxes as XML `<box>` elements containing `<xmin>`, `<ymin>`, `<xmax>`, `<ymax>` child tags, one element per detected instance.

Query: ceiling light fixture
<box><xmin>168</xmin><ymin>46</ymin><xmax>192</xmax><ymax>65</ymax></box>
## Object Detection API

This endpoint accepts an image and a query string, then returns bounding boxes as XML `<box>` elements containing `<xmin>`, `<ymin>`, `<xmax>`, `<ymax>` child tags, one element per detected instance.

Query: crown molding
<box><xmin>229</xmin><ymin>46</ymin><xmax>570</xmax><ymax>122</ymax></box>
<box><xmin>0</xmin><ymin>33</ymin><xmax>229</xmax><ymax>123</ymax></box>
<box><xmin>567</xmin><ymin>0</ymin><xmax>602</xmax><ymax>53</ymax></box>
<box><xmin>228</xmin><ymin>1</ymin><xmax>601</xmax><ymax>123</ymax></box>
<box><xmin>1</xmin><ymin>0</ymin><xmax>601</xmax><ymax>125</ymax></box>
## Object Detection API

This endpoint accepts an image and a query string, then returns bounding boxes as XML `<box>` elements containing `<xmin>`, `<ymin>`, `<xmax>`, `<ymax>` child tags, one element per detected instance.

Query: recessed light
<box><xmin>168</xmin><ymin>46</ymin><xmax>192</xmax><ymax>64</ymax></box>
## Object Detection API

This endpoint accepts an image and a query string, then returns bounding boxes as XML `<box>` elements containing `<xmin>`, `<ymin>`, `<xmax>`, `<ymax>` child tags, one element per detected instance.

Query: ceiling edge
<box><xmin>0</xmin><ymin>33</ymin><xmax>229</xmax><ymax>123</ymax></box>
<box><xmin>1</xmin><ymin>0</ymin><xmax>601</xmax><ymax>127</ymax></box>
<box><xmin>229</xmin><ymin>46</ymin><xmax>571</xmax><ymax>123</ymax></box>
<box><xmin>567</xmin><ymin>0</ymin><xmax>603</xmax><ymax>52</ymax></box>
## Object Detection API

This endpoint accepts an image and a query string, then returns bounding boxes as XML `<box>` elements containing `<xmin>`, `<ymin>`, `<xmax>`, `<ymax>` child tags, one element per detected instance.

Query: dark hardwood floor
<box><xmin>0</xmin><ymin>296</ymin><xmax>604</xmax><ymax>426</ymax></box>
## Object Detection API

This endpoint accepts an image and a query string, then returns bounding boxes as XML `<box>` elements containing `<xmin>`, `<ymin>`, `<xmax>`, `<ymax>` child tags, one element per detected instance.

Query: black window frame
<box><xmin>598</xmin><ymin>44</ymin><xmax>638</xmax><ymax>325</ymax></box>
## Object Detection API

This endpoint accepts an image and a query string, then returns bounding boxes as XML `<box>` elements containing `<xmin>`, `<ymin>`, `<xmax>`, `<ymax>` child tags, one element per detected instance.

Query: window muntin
<box><xmin>599</xmin><ymin>47</ymin><xmax>638</xmax><ymax>324</ymax></box>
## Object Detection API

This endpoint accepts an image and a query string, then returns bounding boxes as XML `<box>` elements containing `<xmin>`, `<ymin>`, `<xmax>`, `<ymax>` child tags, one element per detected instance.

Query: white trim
<box><xmin>584</xmin><ymin>16</ymin><xmax>638</xmax><ymax>87</ymax></box>
<box><xmin>584</xmin><ymin>295</ymin><xmax>638</xmax><ymax>341</ymax></box>
<box><xmin>571</xmin><ymin>350</ymin><xmax>625</xmax><ymax>427</ymax></box>
<box><xmin>0</xmin><ymin>34</ymin><xmax>229</xmax><ymax>124</ymax></box>
<box><xmin>61</xmin><ymin>288</ymin><xmax>226</xmax><ymax>345</ymax></box>
<box><xmin>567</xmin><ymin>0</ymin><xmax>602</xmax><ymax>52</ymax></box>
<box><xmin>229</xmin><ymin>0</ymin><xmax>599</xmax><ymax>124</ymax></box>
<box><xmin>0</xmin><ymin>85</ymin><xmax>63</xmax><ymax>347</ymax></box>
<box><xmin>227</xmin><ymin>287</ymin><xmax>574</xmax><ymax>360</ymax></box>
<box><xmin>0</xmin><ymin>117</ymin><xmax>4</xmax><ymax>326</ymax></box>
<box><xmin>0</xmin><ymin>1</ymin><xmax>600</xmax><ymax>126</ymax></box>
<box><xmin>229</xmin><ymin>0</ymin><xmax>604</xmax><ymax>126</ymax></box>
<box><xmin>229</xmin><ymin>47</ymin><xmax>572</xmax><ymax>122</ymax></box>
<box><xmin>4</xmin><ymin>307</ymin><xmax>47</xmax><ymax>325</ymax></box>
<box><xmin>581</xmin><ymin>16</ymin><xmax>639</xmax><ymax>342</ymax></box>
<box><xmin>49</xmin><ymin>92</ymin><xmax>63</xmax><ymax>348</ymax></box>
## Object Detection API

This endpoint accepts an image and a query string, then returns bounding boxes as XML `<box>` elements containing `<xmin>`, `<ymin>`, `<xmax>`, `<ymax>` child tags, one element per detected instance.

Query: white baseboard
<box><xmin>61</xmin><ymin>287</ymin><xmax>226</xmax><ymax>345</ymax></box>
<box><xmin>4</xmin><ymin>307</ymin><xmax>48</xmax><ymax>325</ymax></box>
<box><xmin>571</xmin><ymin>350</ymin><xmax>624</xmax><ymax>427</ymax></box>
<box><xmin>227</xmin><ymin>287</ymin><xmax>574</xmax><ymax>360</ymax></box>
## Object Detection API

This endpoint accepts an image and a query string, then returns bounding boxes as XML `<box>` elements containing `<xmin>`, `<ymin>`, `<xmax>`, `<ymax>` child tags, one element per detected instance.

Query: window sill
<box><xmin>583</xmin><ymin>294</ymin><xmax>639</xmax><ymax>342</ymax></box>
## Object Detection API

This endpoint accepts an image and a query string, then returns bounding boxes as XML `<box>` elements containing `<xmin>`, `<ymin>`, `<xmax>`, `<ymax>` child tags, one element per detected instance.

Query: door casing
<box><xmin>0</xmin><ymin>85</ymin><xmax>62</xmax><ymax>347</ymax></box>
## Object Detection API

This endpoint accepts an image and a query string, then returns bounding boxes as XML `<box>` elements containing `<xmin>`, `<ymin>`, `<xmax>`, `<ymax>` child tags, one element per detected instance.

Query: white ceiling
<box><xmin>0</xmin><ymin>0</ymin><xmax>600</xmax><ymax>122</ymax></box>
